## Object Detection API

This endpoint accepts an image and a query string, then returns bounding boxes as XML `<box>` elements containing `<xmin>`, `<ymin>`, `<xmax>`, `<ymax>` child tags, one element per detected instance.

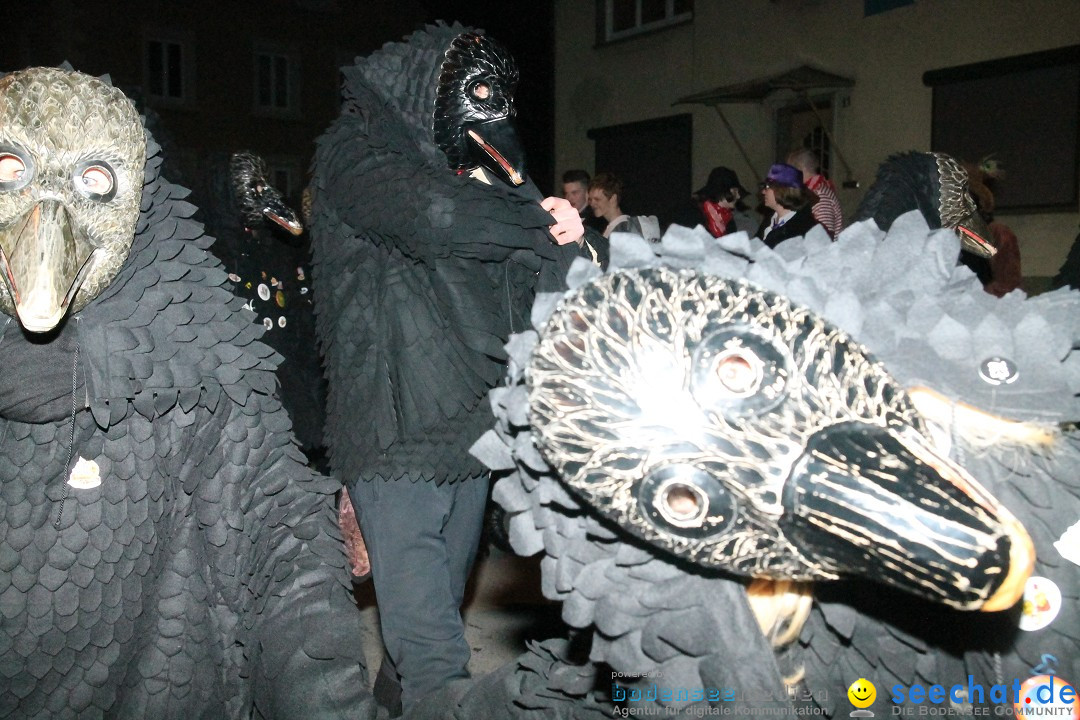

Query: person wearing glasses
<box><xmin>756</xmin><ymin>163</ymin><xmax>823</xmax><ymax>249</ymax></box>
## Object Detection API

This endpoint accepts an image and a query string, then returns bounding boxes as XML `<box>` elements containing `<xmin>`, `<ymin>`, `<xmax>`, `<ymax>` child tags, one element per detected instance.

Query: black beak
<box><xmin>780</xmin><ymin>422</ymin><xmax>1032</xmax><ymax>611</ymax></box>
<box><xmin>465</xmin><ymin>117</ymin><xmax>527</xmax><ymax>187</ymax></box>
<box><xmin>0</xmin><ymin>199</ymin><xmax>99</xmax><ymax>333</ymax></box>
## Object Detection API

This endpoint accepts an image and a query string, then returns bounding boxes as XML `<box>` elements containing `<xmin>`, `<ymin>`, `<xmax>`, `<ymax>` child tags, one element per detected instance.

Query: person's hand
<box><xmin>541</xmin><ymin>196</ymin><xmax>584</xmax><ymax>246</ymax></box>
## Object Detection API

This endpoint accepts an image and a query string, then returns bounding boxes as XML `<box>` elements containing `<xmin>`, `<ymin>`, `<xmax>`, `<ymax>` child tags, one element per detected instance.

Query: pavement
<box><xmin>352</xmin><ymin>544</ymin><xmax>565</xmax><ymax>686</ymax></box>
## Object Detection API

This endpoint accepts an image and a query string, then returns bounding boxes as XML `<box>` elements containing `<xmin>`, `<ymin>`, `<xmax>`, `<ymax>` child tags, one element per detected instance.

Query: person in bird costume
<box><xmin>307</xmin><ymin>22</ymin><xmax>582</xmax><ymax>716</ymax></box>
<box><xmin>0</xmin><ymin>66</ymin><xmax>375</xmax><ymax>719</ymax></box>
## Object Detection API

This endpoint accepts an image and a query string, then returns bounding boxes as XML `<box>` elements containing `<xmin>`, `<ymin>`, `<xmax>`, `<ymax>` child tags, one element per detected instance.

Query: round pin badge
<box><xmin>262</xmin><ymin>317</ymin><xmax>273</xmax><ymax>331</ymax></box>
<box><xmin>278</xmin><ymin>316</ymin><xmax>287</xmax><ymax>328</ymax></box>
<box><xmin>228</xmin><ymin>273</ymin><xmax>241</xmax><ymax>283</ymax></box>
<box><xmin>1018</xmin><ymin>576</ymin><xmax>1061</xmax><ymax>631</ymax></box>
<box><xmin>257</xmin><ymin>283</ymin><xmax>271</xmax><ymax>301</ymax></box>
<box><xmin>979</xmin><ymin>356</ymin><xmax>1019</xmax><ymax>385</ymax></box>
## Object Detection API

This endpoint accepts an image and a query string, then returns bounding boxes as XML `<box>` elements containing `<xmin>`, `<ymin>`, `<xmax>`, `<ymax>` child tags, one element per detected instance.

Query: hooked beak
<box><xmin>780</xmin><ymin>422</ymin><xmax>1033</xmax><ymax>611</ymax></box>
<box><xmin>0</xmin><ymin>199</ymin><xmax>99</xmax><ymax>333</ymax></box>
<box><xmin>261</xmin><ymin>193</ymin><xmax>304</xmax><ymax>237</ymax></box>
<box><xmin>465</xmin><ymin>117</ymin><xmax>526</xmax><ymax>187</ymax></box>
<box><xmin>955</xmin><ymin>211</ymin><xmax>996</xmax><ymax>258</ymax></box>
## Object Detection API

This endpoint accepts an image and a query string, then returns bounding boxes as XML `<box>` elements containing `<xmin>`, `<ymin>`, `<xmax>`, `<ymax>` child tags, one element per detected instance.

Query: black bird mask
<box><xmin>527</xmin><ymin>266</ymin><xmax>1033</xmax><ymax>612</ymax></box>
<box><xmin>434</xmin><ymin>32</ymin><xmax>526</xmax><ymax>187</ymax></box>
<box><xmin>229</xmin><ymin>151</ymin><xmax>302</xmax><ymax>236</ymax></box>
<box><xmin>0</xmin><ymin>68</ymin><xmax>146</xmax><ymax>333</ymax></box>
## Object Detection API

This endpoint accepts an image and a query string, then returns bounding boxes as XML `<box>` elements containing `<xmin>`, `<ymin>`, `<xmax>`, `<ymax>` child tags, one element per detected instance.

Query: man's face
<box><xmin>588</xmin><ymin>188</ymin><xmax>617</xmax><ymax>218</ymax></box>
<box><xmin>563</xmin><ymin>181</ymin><xmax>588</xmax><ymax>212</ymax></box>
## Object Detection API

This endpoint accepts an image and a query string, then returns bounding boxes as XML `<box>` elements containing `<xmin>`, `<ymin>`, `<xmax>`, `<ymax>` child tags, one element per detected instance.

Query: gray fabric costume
<box><xmin>0</xmin><ymin>67</ymin><xmax>373</xmax><ymax>719</ymax></box>
<box><xmin>308</xmin><ymin>23</ymin><xmax>575</xmax><ymax>714</ymax></box>
<box><xmin>454</xmin><ymin>216</ymin><xmax>1080</xmax><ymax>717</ymax></box>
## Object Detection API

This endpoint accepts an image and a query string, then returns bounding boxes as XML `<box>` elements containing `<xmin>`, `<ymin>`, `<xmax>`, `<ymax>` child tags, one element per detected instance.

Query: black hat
<box><xmin>695</xmin><ymin>166</ymin><xmax>749</xmax><ymax>201</ymax></box>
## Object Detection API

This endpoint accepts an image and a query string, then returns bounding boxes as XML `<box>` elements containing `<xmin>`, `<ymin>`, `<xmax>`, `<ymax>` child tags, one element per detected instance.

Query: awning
<box><xmin>673</xmin><ymin>65</ymin><xmax>856</xmax><ymax>186</ymax></box>
<box><xmin>674</xmin><ymin>65</ymin><xmax>854</xmax><ymax>105</ymax></box>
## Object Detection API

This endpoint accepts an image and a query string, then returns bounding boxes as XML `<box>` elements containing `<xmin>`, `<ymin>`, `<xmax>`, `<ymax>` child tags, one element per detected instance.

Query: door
<box><xmin>589</xmin><ymin>113</ymin><xmax>692</xmax><ymax>230</ymax></box>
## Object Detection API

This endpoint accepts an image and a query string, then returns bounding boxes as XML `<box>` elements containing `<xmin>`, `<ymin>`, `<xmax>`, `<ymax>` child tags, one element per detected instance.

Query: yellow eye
<box><xmin>80</xmin><ymin>165</ymin><xmax>114</xmax><ymax>195</ymax></box>
<box><xmin>0</xmin><ymin>154</ymin><xmax>25</xmax><ymax>183</ymax></box>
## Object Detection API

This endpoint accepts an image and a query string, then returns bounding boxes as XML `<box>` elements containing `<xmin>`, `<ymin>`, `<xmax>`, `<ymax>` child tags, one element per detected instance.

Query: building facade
<box><xmin>554</xmin><ymin>0</ymin><xmax>1080</xmax><ymax>281</ymax></box>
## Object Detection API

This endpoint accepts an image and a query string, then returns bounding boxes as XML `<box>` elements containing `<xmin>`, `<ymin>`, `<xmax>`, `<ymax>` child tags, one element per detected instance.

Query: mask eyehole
<box><xmin>715</xmin><ymin>349</ymin><xmax>762</xmax><ymax>396</ymax></box>
<box><xmin>73</xmin><ymin>160</ymin><xmax>117</xmax><ymax>202</ymax></box>
<box><xmin>656</xmin><ymin>479</ymin><xmax>707</xmax><ymax>528</ymax></box>
<box><xmin>0</xmin><ymin>146</ymin><xmax>34</xmax><ymax>191</ymax></box>
<box><xmin>470</xmin><ymin>81</ymin><xmax>491</xmax><ymax>100</ymax></box>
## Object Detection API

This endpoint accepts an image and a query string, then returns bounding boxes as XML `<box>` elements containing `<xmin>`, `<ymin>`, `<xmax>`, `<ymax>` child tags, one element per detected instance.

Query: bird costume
<box><xmin>0</xmin><ymin>67</ymin><xmax>372</xmax><ymax>719</ymax></box>
<box><xmin>854</xmin><ymin>151</ymin><xmax>995</xmax><ymax>258</ymax></box>
<box><xmin>308</xmin><ymin>22</ymin><xmax>578</xmax><ymax>712</ymax></box>
<box><xmin>465</xmin><ymin>216</ymin><xmax>1079</xmax><ymax>717</ymax></box>
<box><xmin>196</xmin><ymin>151</ymin><xmax>325</xmax><ymax>456</ymax></box>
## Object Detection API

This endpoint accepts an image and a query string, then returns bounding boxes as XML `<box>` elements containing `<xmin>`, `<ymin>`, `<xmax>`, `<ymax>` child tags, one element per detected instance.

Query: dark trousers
<box><xmin>347</xmin><ymin>474</ymin><xmax>489</xmax><ymax>714</ymax></box>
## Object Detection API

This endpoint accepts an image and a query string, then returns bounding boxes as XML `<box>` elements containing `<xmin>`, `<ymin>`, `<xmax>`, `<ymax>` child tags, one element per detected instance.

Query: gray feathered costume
<box><xmin>462</xmin><ymin>216</ymin><xmax>1079</xmax><ymax>717</ymax></box>
<box><xmin>0</xmin><ymin>68</ymin><xmax>372</xmax><ymax>719</ymax></box>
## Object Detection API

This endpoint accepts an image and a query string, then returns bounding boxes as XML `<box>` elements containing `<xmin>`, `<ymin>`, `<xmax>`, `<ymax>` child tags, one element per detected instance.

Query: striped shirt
<box><xmin>806</xmin><ymin>174</ymin><xmax>843</xmax><ymax>238</ymax></box>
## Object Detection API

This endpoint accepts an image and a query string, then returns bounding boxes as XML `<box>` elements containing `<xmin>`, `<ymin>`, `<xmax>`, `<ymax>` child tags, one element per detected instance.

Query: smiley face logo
<box><xmin>848</xmin><ymin>678</ymin><xmax>877</xmax><ymax>709</ymax></box>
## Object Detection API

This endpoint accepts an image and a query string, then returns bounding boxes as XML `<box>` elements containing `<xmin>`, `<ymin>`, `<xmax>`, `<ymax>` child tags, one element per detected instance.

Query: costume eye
<box><xmin>73</xmin><ymin>160</ymin><xmax>116</xmax><ymax>202</ymax></box>
<box><xmin>656</xmin><ymin>480</ymin><xmax>707</xmax><ymax>527</ymax></box>
<box><xmin>0</xmin><ymin>146</ymin><xmax>34</xmax><ymax>191</ymax></box>
<box><xmin>470</xmin><ymin>81</ymin><xmax>491</xmax><ymax>100</ymax></box>
<box><xmin>80</xmin><ymin>166</ymin><xmax>112</xmax><ymax>193</ymax></box>
<box><xmin>638</xmin><ymin>465</ymin><xmax>737</xmax><ymax>538</ymax></box>
<box><xmin>692</xmin><ymin>325</ymin><xmax>790</xmax><ymax>418</ymax></box>
<box><xmin>715</xmin><ymin>348</ymin><xmax>763</xmax><ymax>397</ymax></box>
<box><xmin>0</xmin><ymin>154</ymin><xmax>25</xmax><ymax>182</ymax></box>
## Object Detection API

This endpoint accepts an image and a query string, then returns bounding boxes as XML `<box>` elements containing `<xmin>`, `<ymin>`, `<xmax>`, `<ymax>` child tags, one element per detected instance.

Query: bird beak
<box><xmin>261</xmin><ymin>191</ymin><xmax>304</xmax><ymax>237</ymax></box>
<box><xmin>465</xmin><ymin>117</ymin><xmax>527</xmax><ymax>187</ymax></box>
<box><xmin>955</xmin><ymin>211</ymin><xmax>996</xmax><ymax>258</ymax></box>
<box><xmin>781</xmin><ymin>421</ymin><xmax>1033</xmax><ymax>611</ymax></box>
<box><xmin>0</xmin><ymin>199</ymin><xmax>100</xmax><ymax>333</ymax></box>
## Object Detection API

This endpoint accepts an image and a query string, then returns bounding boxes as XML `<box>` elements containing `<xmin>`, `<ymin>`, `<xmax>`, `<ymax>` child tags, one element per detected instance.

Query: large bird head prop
<box><xmin>855</xmin><ymin>151</ymin><xmax>995</xmax><ymax>258</ymax></box>
<box><xmin>434</xmin><ymin>31</ymin><xmax>526</xmax><ymax>187</ymax></box>
<box><xmin>479</xmin><ymin>211</ymin><xmax>1080</xmax><ymax>613</ymax></box>
<box><xmin>527</xmin><ymin>267</ymin><xmax>1032</xmax><ymax>611</ymax></box>
<box><xmin>473</xmin><ymin>217</ymin><xmax>1080</xmax><ymax>712</ymax></box>
<box><xmin>229</xmin><ymin>150</ymin><xmax>303</xmax><ymax>236</ymax></box>
<box><xmin>0</xmin><ymin>67</ymin><xmax>145</xmax><ymax>333</ymax></box>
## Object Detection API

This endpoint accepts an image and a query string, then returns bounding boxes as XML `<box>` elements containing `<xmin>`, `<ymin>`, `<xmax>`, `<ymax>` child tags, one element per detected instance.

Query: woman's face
<box><xmin>761</xmin><ymin>185</ymin><xmax>780</xmax><ymax>213</ymax></box>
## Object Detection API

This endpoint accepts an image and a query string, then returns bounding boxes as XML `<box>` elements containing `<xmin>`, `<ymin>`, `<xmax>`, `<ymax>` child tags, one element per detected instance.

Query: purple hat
<box><xmin>761</xmin><ymin>163</ymin><xmax>804</xmax><ymax>189</ymax></box>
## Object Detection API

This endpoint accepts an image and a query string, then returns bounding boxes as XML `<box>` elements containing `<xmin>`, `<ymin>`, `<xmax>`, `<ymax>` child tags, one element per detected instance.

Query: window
<box><xmin>598</xmin><ymin>0</ymin><xmax>693</xmax><ymax>43</ymax></box>
<box><xmin>255</xmin><ymin>51</ymin><xmax>296</xmax><ymax>112</ymax></box>
<box><xmin>145</xmin><ymin>40</ymin><xmax>185</xmax><ymax>101</ymax></box>
<box><xmin>925</xmin><ymin>45</ymin><xmax>1080</xmax><ymax>211</ymax></box>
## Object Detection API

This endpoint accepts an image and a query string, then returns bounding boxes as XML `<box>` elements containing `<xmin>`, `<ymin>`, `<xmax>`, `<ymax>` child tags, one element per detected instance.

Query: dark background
<box><xmin>0</xmin><ymin>0</ymin><xmax>557</xmax><ymax>197</ymax></box>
